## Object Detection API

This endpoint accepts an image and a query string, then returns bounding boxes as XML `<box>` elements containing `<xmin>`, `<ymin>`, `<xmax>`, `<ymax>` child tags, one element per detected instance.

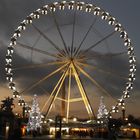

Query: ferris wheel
<box><xmin>5</xmin><ymin>1</ymin><xmax>136</xmax><ymax>121</ymax></box>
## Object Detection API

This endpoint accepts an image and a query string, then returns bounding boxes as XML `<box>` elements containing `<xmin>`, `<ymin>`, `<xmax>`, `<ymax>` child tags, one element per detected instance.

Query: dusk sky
<box><xmin>0</xmin><ymin>0</ymin><xmax>140</xmax><ymax>119</ymax></box>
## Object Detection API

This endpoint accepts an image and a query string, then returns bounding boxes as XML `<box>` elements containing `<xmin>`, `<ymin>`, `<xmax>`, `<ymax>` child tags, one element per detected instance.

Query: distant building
<box><xmin>120</xmin><ymin>123</ymin><xmax>140</xmax><ymax>139</ymax></box>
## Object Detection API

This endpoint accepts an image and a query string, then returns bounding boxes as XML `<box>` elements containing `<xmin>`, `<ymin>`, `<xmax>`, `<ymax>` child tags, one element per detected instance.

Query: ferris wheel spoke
<box><xmin>52</xmin><ymin>13</ymin><xmax>69</xmax><ymax>54</ymax></box>
<box><xmin>41</xmin><ymin>67</ymin><xmax>68</xmax><ymax>113</ymax></box>
<box><xmin>32</xmin><ymin>24</ymin><xmax>65</xmax><ymax>56</ymax></box>
<box><xmin>76</xmin><ymin>26</ymin><xmax>110</xmax><ymax>57</ymax></box>
<box><xmin>30</xmin><ymin>35</ymin><xmax>41</xmax><ymax>63</ymax></box>
<box><xmin>20</xmin><ymin>63</ymin><xmax>68</xmax><ymax>95</ymax></box>
<box><xmin>77</xmin><ymin>62</ymin><xmax>127</xmax><ymax>80</ymax></box>
<box><xmin>71</xmin><ymin>10</ymin><xmax>76</xmax><ymax>57</ymax></box>
<box><xmin>75</xmin><ymin>17</ymin><xmax>97</xmax><ymax>56</ymax></box>
<box><xmin>13</xmin><ymin>61</ymin><xmax>66</xmax><ymax>71</ymax></box>
<box><xmin>17</xmin><ymin>42</ymin><xmax>58</xmax><ymax>58</ymax></box>
<box><xmin>82</xmin><ymin>31</ymin><xmax>116</xmax><ymax>54</ymax></box>
<box><xmin>44</xmin><ymin>65</ymin><xmax>70</xmax><ymax>119</ymax></box>
<box><xmin>66</xmin><ymin>68</ymin><xmax>72</xmax><ymax>123</ymax></box>
<box><xmin>85</xmin><ymin>51</ymin><xmax>127</xmax><ymax>60</ymax></box>
<box><xmin>72</xmin><ymin>63</ymin><xmax>95</xmax><ymax>119</ymax></box>
<box><xmin>75</xmin><ymin>64</ymin><xmax>117</xmax><ymax>103</ymax></box>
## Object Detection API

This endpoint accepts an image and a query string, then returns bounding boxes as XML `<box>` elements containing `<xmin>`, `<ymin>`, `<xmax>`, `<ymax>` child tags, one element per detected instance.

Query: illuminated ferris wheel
<box><xmin>5</xmin><ymin>1</ymin><xmax>136</xmax><ymax>121</ymax></box>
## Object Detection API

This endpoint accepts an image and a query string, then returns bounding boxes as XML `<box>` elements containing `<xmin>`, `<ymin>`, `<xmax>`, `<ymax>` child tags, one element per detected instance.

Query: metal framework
<box><xmin>5</xmin><ymin>1</ymin><xmax>136</xmax><ymax>121</ymax></box>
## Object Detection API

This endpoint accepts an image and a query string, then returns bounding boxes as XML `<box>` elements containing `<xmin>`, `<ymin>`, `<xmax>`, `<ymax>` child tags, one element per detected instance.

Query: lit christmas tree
<box><xmin>28</xmin><ymin>94</ymin><xmax>42</xmax><ymax>131</ymax></box>
<box><xmin>97</xmin><ymin>96</ymin><xmax>108</xmax><ymax>119</ymax></box>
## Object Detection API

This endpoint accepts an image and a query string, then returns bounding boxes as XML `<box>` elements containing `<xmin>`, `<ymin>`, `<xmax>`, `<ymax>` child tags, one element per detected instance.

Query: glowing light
<box><xmin>13</xmin><ymin>91</ymin><xmax>19</xmax><ymax>98</ymax></box>
<box><xmin>66</xmin><ymin>67</ymin><xmax>72</xmax><ymax>123</ymax></box>
<box><xmin>85</xmin><ymin>4</ymin><xmax>92</xmax><ymax>12</ymax></box>
<box><xmin>125</xmin><ymin>118</ymin><xmax>128</xmax><ymax>121</ymax></box>
<box><xmin>94</xmin><ymin>7</ymin><xmax>100</xmax><ymax>15</ymax></box>
<box><xmin>5</xmin><ymin>124</ymin><xmax>9</xmax><ymax>139</ymax></box>
<box><xmin>77</xmin><ymin>2</ymin><xmax>84</xmax><ymax>11</ymax></box>
<box><xmin>68</xmin><ymin>1</ymin><xmax>75</xmax><ymax>10</ymax></box>
<box><xmin>120</xmin><ymin>31</ymin><xmax>127</xmax><ymax>39</ymax></box>
<box><xmin>115</xmin><ymin>23</ymin><xmax>122</xmax><ymax>31</ymax></box>
<box><xmin>26</xmin><ymin>16</ymin><xmax>33</xmax><ymax>24</ymax></box>
<box><xmin>27</xmin><ymin>94</ymin><xmax>42</xmax><ymax>131</ymax></box>
<box><xmin>128</xmin><ymin>123</ymin><xmax>131</xmax><ymax>126</ymax></box>
<box><xmin>97</xmin><ymin>96</ymin><xmax>108</xmax><ymax>119</ymax></box>
<box><xmin>73</xmin><ymin>117</ymin><xmax>77</xmax><ymax>122</ymax></box>
<box><xmin>6</xmin><ymin>55</ymin><xmax>12</xmax><ymax>63</ymax></box>
<box><xmin>101</xmin><ymin>12</ymin><xmax>109</xmax><ymax>20</ymax></box>
<box><xmin>108</xmin><ymin>17</ymin><xmax>116</xmax><ymax>25</ymax></box>
<box><xmin>63</xmin><ymin>118</ymin><xmax>66</xmax><ymax>122</ymax></box>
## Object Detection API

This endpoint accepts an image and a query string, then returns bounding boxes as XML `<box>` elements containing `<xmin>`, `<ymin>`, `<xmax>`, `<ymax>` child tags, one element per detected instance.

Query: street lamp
<box><xmin>63</xmin><ymin>117</ymin><xmax>66</xmax><ymax>122</ymax></box>
<box><xmin>128</xmin><ymin>123</ymin><xmax>131</xmax><ymax>126</ymax></box>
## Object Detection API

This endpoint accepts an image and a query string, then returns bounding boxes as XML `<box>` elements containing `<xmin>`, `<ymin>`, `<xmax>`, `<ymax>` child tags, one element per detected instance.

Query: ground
<box><xmin>22</xmin><ymin>135</ymin><xmax>139</xmax><ymax>140</ymax></box>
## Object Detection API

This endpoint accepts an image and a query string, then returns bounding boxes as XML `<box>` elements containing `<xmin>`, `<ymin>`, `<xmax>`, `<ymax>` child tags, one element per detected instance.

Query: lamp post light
<box><xmin>128</xmin><ymin>123</ymin><xmax>131</xmax><ymax>127</ymax></box>
<box><xmin>62</xmin><ymin>117</ymin><xmax>66</xmax><ymax>122</ymax></box>
<box><xmin>73</xmin><ymin>117</ymin><xmax>77</xmax><ymax>122</ymax></box>
<box><xmin>125</xmin><ymin>117</ymin><xmax>128</xmax><ymax>121</ymax></box>
<box><xmin>5</xmin><ymin>122</ymin><xmax>10</xmax><ymax>140</ymax></box>
<box><xmin>122</xmin><ymin>105</ymin><xmax>126</xmax><ymax>122</ymax></box>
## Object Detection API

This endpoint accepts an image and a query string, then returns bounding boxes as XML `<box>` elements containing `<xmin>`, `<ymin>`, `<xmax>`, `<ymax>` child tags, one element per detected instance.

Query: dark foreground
<box><xmin>22</xmin><ymin>135</ymin><xmax>139</xmax><ymax>140</ymax></box>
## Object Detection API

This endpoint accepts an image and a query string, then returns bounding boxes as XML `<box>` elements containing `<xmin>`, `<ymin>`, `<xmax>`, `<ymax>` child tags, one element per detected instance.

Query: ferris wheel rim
<box><xmin>5</xmin><ymin>1</ymin><xmax>136</xmax><ymax>118</ymax></box>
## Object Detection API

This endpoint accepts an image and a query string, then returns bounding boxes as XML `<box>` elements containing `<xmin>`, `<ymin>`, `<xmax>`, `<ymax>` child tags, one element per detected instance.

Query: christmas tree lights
<box><xmin>97</xmin><ymin>96</ymin><xmax>108</xmax><ymax>119</ymax></box>
<box><xmin>28</xmin><ymin>94</ymin><xmax>42</xmax><ymax>131</ymax></box>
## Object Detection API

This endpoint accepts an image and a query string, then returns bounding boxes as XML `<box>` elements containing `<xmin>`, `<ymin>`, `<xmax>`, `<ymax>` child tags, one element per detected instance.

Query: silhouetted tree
<box><xmin>133</xmin><ymin>117</ymin><xmax>140</xmax><ymax>125</ymax></box>
<box><xmin>0</xmin><ymin>97</ymin><xmax>15</xmax><ymax>139</ymax></box>
<box><xmin>128</xmin><ymin>115</ymin><xmax>135</xmax><ymax>123</ymax></box>
<box><xmin>1</xmin><ymin>97</ymin><xmax>14</xmax><ymax>112</ymax></box>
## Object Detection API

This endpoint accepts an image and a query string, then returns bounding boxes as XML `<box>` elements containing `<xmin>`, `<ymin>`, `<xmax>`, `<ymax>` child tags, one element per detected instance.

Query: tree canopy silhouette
<box><xmin>0</xmin><ymin>97</ymin><xmax>14</xmax><ymax>112</ymax></box>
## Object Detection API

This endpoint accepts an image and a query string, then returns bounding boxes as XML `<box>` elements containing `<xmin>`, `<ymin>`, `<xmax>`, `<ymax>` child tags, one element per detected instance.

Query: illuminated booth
<box><xmin>120</xmin><ymin>123</ymin><xmax>140</xmax><ymax>139</ymax></box>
